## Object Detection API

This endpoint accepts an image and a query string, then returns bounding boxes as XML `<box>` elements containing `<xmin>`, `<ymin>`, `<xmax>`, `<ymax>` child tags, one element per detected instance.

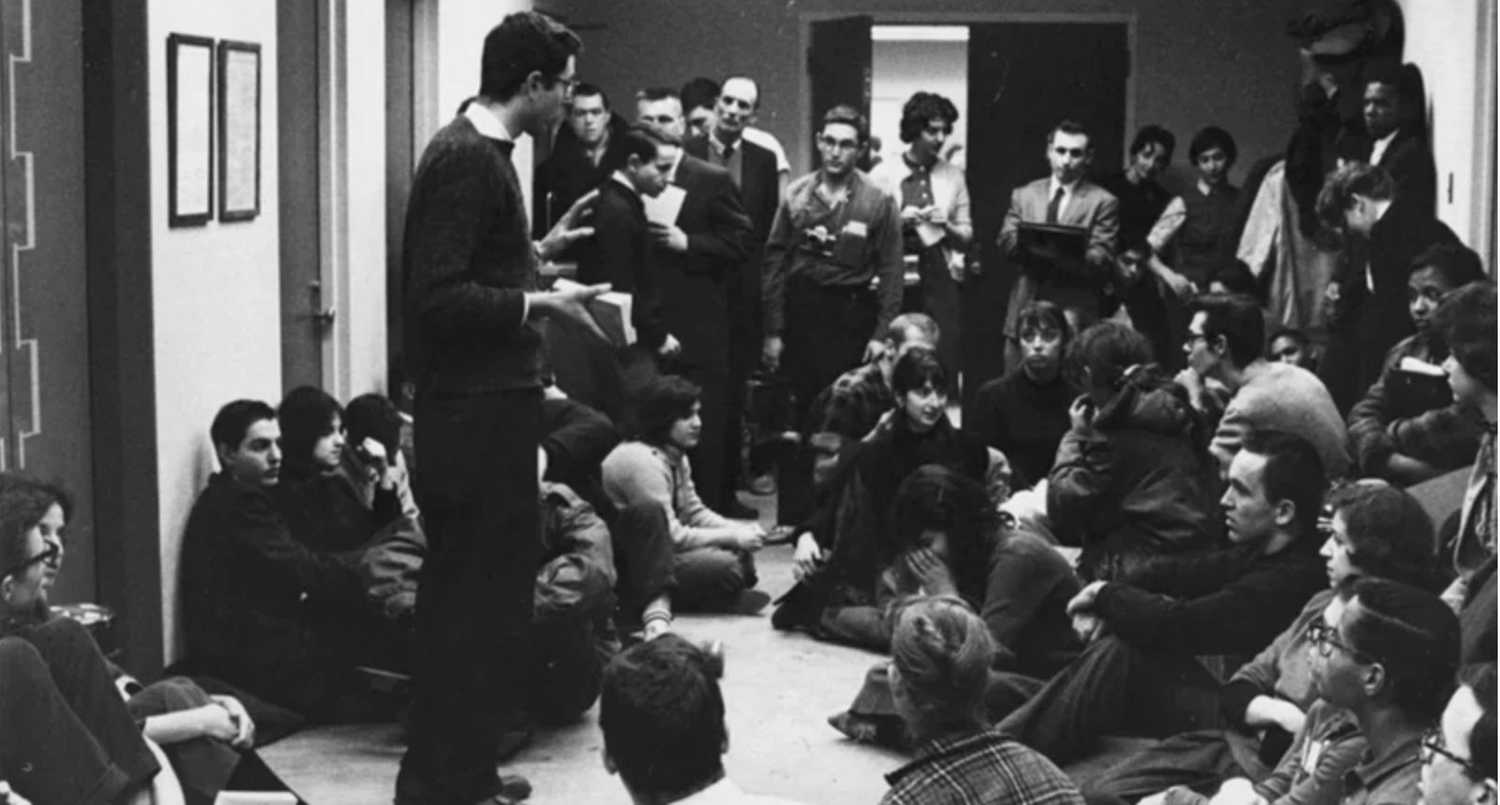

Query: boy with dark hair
<box><xmin>970</xmin><ymin>300</ymin><xmax>1074</xmax><ymax>489</ymax></box>
<box><xmin>1268</xmin><ymin>328</ymin><xmax>1315</xmax><ymax>370</ymax></box>
<box><xmin>1347</xmin><ymin>244</ymin><xmax>1488</xmax><ymax>484</ymax></box>
<box><xmin>180</xmin><ymin>399</ymin><xmax>379</xmax><ymax>724</ymax></box>
<box><xmin>1099</xmin><ymin>125</ymin><xmax>1176</xmax><ymax>368</ymax></box>
<box><xmin>600</xmin><ymin>635</ymin><xmax>803</xmax><ymax>804</ymax></box>
<box><xmin>1179</xmin><ymin>293</ymin><xmax>1349</xmax><ymax>478</ymax></box>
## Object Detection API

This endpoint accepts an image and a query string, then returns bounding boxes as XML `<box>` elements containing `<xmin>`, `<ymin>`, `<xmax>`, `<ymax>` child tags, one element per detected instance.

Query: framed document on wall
<box><xmin>218</xmin><ymin>39</ymin><xmax>261</xmax><ymax>222</ymax></box>
<box><xmin>167</xmin><ymin>34</ymin><xmax>214</xmax><ymax>227</ymax></box>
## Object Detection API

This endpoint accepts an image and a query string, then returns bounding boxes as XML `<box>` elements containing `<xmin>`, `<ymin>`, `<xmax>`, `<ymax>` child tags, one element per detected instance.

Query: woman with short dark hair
<box><xmin>602</xmin><ymin>375</ymin><xmax>767</xmax><ymax>614</ymax></box>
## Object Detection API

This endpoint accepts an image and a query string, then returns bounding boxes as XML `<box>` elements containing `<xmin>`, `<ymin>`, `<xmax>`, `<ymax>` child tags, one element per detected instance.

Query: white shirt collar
<box><xmin>667</xmin><ymin>147</ymin><xmax>686</xmax><ymax>184</ymax></box>
<box><xmin>1049</xmin><ymin>176</ymin><xmax>1080</xmax><ymax>197</ymax></box>
<box><xmin>463</xmin><ymin>101</ymin><xmax>513</xmax><ymax>142</ymax></box>
<box><xmin>610</xmin><ymin>170</ymin><xmax>638</xmax><ymax>196</ymax></box>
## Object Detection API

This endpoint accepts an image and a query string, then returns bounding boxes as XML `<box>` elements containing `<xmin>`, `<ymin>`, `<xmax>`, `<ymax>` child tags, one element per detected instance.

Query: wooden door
<box><xmin>278</xmin><ymin>0</ymin><xmax>327</xmax><ymax>391</ymax></box>
<box><xmin>962</xmin><ymin>22</ymin><xmax>1129</xmax><ymax>417</ymax></box>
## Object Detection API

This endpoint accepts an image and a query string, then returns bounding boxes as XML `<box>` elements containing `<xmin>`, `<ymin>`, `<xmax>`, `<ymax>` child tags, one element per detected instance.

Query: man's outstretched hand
<box><xmin>537</xmin><ymin>189</ymin><xmax>598</xmax><ymax>262</ymax></box>
<box><xmin>531</xmin><ymin>282</ymin><xmax>612</xmax><ymax>342</ymax></box>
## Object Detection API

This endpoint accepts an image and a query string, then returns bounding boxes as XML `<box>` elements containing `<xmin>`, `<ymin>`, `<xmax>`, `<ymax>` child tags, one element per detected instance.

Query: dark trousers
<box><xmin>997</xmin><ymin>636</ymin><xmax>1225</xmax><ymax>766</ymax></box>
<box><xmin>399</xmin><ymin>388</ymin><xmax>542</xmax><ymax>802</ymax></box>
<box><xmin>1082</xmin><ymin>729</ymin><xmax>1252</xmax><ymax>805</ymax></box>
<box><xmin>610</xmin><ymin>502</ymin><xmax>679</xmax><ymax>620</ymax></box>
<box><xmin>784</xmin><ymin>281</ymin><xmax>878</xmax><ymax>427</ymax></box>
<box><xmin>127</xmin><ymin>677</ymin><xmax>244</xmax><ymax>805</ymax></box>
<box><xmin>918</xmin><ymin>248</ymin><xmax>963</xmax><ymax>393</ymax></box>
<box><xmin>527</xmin><ymin>617</ymin><xmax>604</xmax><ymax>727</ymax></box>
<box><xmin>1</xmin><ymin>618</ymin><xmax>159</xmax><ymax>804</ymax></box>
<box><xmin>675</xmin><ymin>546</ymin><xmax>757</xmax><ymax>612</ymax></box>
<box><xmin>675</xmin><ymin>362</ymin><xmax>732</xmax><ymax>511</ymax></box>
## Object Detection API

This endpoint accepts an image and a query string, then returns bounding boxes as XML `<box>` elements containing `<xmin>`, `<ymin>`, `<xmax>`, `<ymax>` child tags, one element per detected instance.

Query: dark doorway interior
<box><xmin>278</xmin><ymin>0</ymin><xmax>325</xmax><ymax>391</ymax></box>
<box><xmin>963</xmin><ymin>22</ymin><xmax>1129</xmax><ymax>418</ymax></box>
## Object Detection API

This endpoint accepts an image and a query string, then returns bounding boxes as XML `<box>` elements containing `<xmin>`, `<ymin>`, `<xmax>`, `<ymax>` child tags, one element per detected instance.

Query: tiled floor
<box><xmin>260</xmin><ymin>496</ymin><xmax>907</xmax><ymax>804</ymax></box>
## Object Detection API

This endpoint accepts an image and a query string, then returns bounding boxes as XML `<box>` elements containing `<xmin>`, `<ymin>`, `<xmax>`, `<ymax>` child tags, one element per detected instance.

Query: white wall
<box><xmin>422</xmin><ymin>0</ymin><xmax>536</xmax><ymax>209</ymax></box>
<box><xmin>330</xmin><ymin>1</ymin><xmax>389</xmax><ymax>400</ymax></box>
<box><xmin>1399</xmin><ymin>0</ymin><xmax>1496</xmax><ymax>264</ymax></box>
<box><xmin>149</xmin><ymin>0</ymin><xmax>282</xmax><ymax>663</ymax></box>
<box><xmin>871</xmin><ymin>36</ymin><xmax>969</xmax><ymax>165</ymax></box>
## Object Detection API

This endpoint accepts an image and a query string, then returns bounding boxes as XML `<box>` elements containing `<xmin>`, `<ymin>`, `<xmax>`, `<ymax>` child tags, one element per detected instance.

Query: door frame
<box><xmin>795</xmin><ymin>10</ymin><xmax>1137</xmax><ymax>176</ymax></box>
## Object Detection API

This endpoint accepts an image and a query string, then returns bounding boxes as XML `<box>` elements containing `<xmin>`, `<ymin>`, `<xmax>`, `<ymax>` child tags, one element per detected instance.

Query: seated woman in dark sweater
<box><xmin>274</xmin><ymin>386</ymin><xmax>404</xmax><ymax>554</ymax></box>
<box><xmin>776</xmin><ymin>348</ymin><xmax>996</xmax><ymax>645</ymax></box>
<box><xmin>827</xmin><ymin>465</ymin><xmax>1081</xmax><ymax>747</ymax></box>
<box><xmin>1347</xmin><ymin>242</ymin><xmax>1488</xmax><ymax>484</ymax></box>
<box><xmin>970</xmin><ymin>300</ymin><xmax>1075</xmax><ymax>489</ymax></box>
<box><xmin>1048</xmin><ymin>321</ymin><xmax>1217</xmax><ymax>581</ymax></box>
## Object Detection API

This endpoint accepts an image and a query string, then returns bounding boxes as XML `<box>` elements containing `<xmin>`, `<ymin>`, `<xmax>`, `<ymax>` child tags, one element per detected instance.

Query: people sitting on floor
<box><xmin>1177</xmin><ymin>293</ymin><xmax>1350</xmax><ymax>478</ymax></box>
<box><xmin>1421</xmin><ymin>663</ymin><xmax>1496</xmax><ymax>805</ymax></box>
<box><xmin>0</xmin><ymin>473</ymin><xmax>275</xmax><ymax>805</ymax></box>
<box><xmin>997</xmin><ymin>430</ymin><xmax>1330</xmax><ymax>767</ymax></box>
<box><xmin>877</xmin><ymin>597</ymin><xmax>1085</xmax><ymax>805</ymax></box>
<box><xmin>1347</xmin><ymin>243</ymin><xmax>1488</xmax><ymax>484</ymax></box>
<box><xmin>599</xmin><ymin>634</ymin><xmax>806</xmax><ymax>805</ymax></box>
<box><xmin>0</xmin><ymin>475</ymin><xmax>164</xmax><ymax>804</ymax></box>
<box><xmin>178</xmin><ymin>399</ymin><xmax>393</xmax><ymax>723</ymax></box>
<box><xmin>602</xmin><ymin>375</ymin><xmax>767</xmax><ymax>614</ymax></box>
<box><xmin>273</xmin><ymin>386</ymin><xmax>406</xmax><ymax>555</ymax></box>
<box><xmin>1047</xmin><ymin>321</ymin><xmax>1216</xmax><ymax>581</ymax></box>
<box><xmin>772</xmin><ymin>348</ymin><xmax>1000</xmax><ymax>641</ymax></box>
<box><xmin>342</xmin><ymin>392</ymin><xmax>420</xmax><ymax>523</ymax></box>
<box><xmin>827</xmin><ymin>465</ymin><xmax>1080</xmax><ymax>747</ymax></box>
<box><xmin>1084</xmin><ymin>481</ymin><xmax>1444</xmax><ymax>803</ymax></box>
<box><xmin>1146</xmin><ymin>577</ymin><xmax>1460</xmax><ymax>805</ymax></box>
<box><xmin>781</xmin><ymin>312</ymin><xmax>940</xmax><ymax>528</ymax></box>
<box><xmin>1427</xmin><ymin>281</ymin><xmax>1498</xmax><ymax>612</ymax></box>
<box><xmin>971</xmin><ymin>300</ymin><xmax>1075</xmax><ymax>490</ymax></box>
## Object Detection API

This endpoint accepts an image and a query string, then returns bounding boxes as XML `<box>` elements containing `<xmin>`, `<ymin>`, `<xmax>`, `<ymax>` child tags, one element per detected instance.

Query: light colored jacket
<box><xmin>602</xmin><ymin>441</ymin><xmax>731</xmax><ymax>548</ymax></box>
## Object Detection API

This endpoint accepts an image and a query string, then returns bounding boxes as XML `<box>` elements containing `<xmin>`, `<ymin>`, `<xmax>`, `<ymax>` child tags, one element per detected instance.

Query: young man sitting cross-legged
<box><xmin>996</xmin><ymin>430</ymin><xmax>1329</xmax><ymax>767</ymax></box>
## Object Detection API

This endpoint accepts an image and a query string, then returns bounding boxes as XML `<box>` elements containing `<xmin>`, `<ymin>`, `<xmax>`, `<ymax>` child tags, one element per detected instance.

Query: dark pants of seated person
<box><xmin>528</xmin><ymin>616</ymin><xmax>605</xmax><ymax>726</ymax></box>
<box><xmin>610</xmin><ymin>501</ymin><xmax>679</xmax><ymax>623</ymax></box>
<box><xmin>996</xmin><ymin>636</ymin><xmax>1224</xmax><ymax>766</ymax></box>
<box><xmin>1081</xmin><ymin>729</ymin><xmax>1258</xmax><ymax>805</ymax></box>
<box><xmin>127</xmin><ymin>676</ymin><xmax>244</xmax><ymax>805</ymax></box>
<box><xmin>674</xmin><ymin>546</ymin><xmax>757</xmax><ymax>612</ymax></box>
<box><xmin>0</xmin><ymin>619</ymin><xmax>160</xmax><ymax>804</ymax></box>
<box><xmin>842</xmin><ymin>662</ymin><xmax>1049</xmax><ymax>748</ymax></box>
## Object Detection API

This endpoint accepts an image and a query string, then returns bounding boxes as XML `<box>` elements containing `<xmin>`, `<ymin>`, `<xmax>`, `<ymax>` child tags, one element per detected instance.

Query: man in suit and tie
<box><xmin>574</xmin><ymin>123</ymin><xmax>681</xmax><ymax>361</ymax></box>
<box><xmin>1348</xmin><ymin>65</ymin><xmax>1436</xmax><ymax>217</ymax></box>
<box><xmin>636</xmin><ymin>88</ymin><xmax>754</xmax><ymax>510</ymax></box>
<box><xmin>685</xmin><ymin>76</ymin><xmax>784</xmax><ymax>515</ymax></box>
<box><xmin>997</xmin><ymin>119</ymin><xmax>1120</xmax><ymax>368</ymax></box>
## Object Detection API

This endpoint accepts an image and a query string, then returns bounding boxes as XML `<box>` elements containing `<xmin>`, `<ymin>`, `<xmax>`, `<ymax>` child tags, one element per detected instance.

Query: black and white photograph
<box><xmin>0</xmin><ymin>1</ymin><xmax>1493</xmax><ymax>803</ymax></box>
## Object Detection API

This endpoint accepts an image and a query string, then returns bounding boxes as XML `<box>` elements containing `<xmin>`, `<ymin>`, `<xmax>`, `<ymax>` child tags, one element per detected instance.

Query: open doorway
<box><xmin>805</xmin><ymin>14</ymin><xmax>1132</xmax><ymax>415</ymax></box>
<box><xmin>870</xmin><ymin>25</ymin><xmax>969</xmax><ymax>171</ymax></box>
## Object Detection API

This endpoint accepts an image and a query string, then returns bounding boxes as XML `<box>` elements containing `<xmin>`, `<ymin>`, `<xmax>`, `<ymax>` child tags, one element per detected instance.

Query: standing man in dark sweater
<box><xmin>396</xmin><ymin>12</ymin><xmax>605</xmax><ymax>805</ymax></box>
<box><xmin>997</xmin><ymin>430</ymin><xmax>1329</xmax><ymax>767</ymax></box>
<box><xmin>575</xmin><ymin>123</ymin><xmax>680</xmax><ymax>359</ymax></box>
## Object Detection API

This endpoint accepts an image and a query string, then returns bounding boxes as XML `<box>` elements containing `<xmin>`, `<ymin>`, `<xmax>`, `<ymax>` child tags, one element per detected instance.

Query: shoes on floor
<box><xmin>731</xmin><ymin>589</ymin><xmax>772</xmax><ymax>615</ymax></box>
<box><xmin>393</xmin><ymin>771</ymin><xmax>531</xmax><ymax>805</ymax></box>
<box><xmin>770</xmin><ymin>582</ymin><xmax>819</xmax><ymax>631</ymax></box>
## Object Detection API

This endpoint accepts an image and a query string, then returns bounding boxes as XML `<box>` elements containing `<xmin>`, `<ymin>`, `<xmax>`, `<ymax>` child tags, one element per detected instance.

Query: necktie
<box><xmin>1046</xmin><ymin>186</ymin><xmax>1065</xmax><ymax>224</ymax></box>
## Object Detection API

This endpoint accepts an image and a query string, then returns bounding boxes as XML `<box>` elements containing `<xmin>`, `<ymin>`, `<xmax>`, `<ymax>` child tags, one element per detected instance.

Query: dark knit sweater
<box><xmin>402</xmin><ymin>115</ymin><xmax>539</xmax><ymax>393</ymax></box>
<box><xmin>970</xmin><ymin>368</ymin><xmax>1072</xmax><ymax>489</ymax></box>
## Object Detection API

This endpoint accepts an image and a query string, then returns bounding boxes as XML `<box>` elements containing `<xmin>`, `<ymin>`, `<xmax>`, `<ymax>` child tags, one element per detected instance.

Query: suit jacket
<box><xmin>575</xmin><ymin>178</ymin><xmax>667</xmax><ymax>349</ymax></box>
<box><xmin>657</xmin><ymin>154</ymin><xmax>753</xmax><ymax>369</ymax></box>
<box><xmin>997</xmin><ymin>176</ymin><xmax>1119</xmax><ymax>336</ymax></box>
<box><xmin>686</xmin><ymin>133</ymin><xmax>781</xmax><ymax>352</ymax></box>
<box><xmin>532</xmin><ymin>114</ymin><xmax>630</xmax><ymax>236</ymax></box>
<box><xmin>1372</xmin><ymin>127</ymin><xmax>1436</xmax><ymax>220</ymax></box>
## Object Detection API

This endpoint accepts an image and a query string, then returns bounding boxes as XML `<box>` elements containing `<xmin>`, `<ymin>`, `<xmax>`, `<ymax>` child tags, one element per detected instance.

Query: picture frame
<box><xmin>217</xmin><ymin>39</ymin><xmax>262</xmax><ymax>222</ymax></box>
<box><xmin>167</xmin><ymin>34</ymin><xmax>214</xmax><ymax>227</ymax></box>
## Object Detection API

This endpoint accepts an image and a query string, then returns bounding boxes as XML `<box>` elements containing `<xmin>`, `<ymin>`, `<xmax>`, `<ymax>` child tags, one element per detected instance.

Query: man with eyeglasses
<box><xmin>1177</xmin><ymin>292</ymin><xmax>1350</xmax><ymax>479</ymax></box>
<box><xmin>761</xmin><ymin>104</ymin><xmax>902</xmax><ymax>431</ymax></box>
<box><xmin>398</xmin><ymin>11</ymin><xmax>604</xmax><ymax>804</ymax></box>
<box><xmin>997</xmin><ymin>119</ymin><xmax>1120</xmax><ymax>369</ymax></box>
<box><xmin>1422</xmin><ymin>663</ymin><xmax>1497</xmax><ymax>805</ymax></box>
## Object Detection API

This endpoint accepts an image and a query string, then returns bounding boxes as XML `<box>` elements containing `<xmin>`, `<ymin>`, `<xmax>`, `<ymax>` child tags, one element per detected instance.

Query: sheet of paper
<box><xmin>643</xmin><ymin>185</ymin><xmax>687</xmax><ymax>226</ymax></box>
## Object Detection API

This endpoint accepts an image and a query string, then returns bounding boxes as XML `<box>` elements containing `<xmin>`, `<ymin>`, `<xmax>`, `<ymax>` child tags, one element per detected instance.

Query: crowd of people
<box><xmin>0</xmin><ymin>6</ymin><xmax>1495</xmax><ymax>805</ymax></box>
